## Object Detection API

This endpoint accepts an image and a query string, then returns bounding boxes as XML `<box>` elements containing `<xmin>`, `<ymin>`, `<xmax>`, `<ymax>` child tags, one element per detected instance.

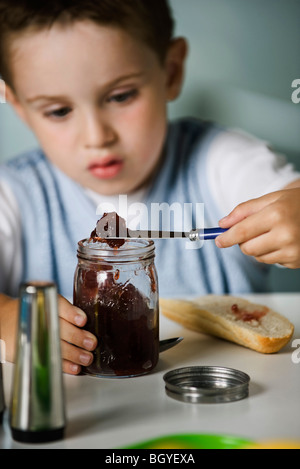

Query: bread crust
<box><xmin>160</xmin><ymin>295</ymin><xmax>294</xmax><ymax>354</ymax></box>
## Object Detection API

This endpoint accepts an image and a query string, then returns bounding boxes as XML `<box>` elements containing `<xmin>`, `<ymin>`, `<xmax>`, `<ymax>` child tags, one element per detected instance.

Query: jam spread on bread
<box><xmin>231</xmin><ymin>304</ymin><xmax>267</xmax><ymax>322</ymax></box>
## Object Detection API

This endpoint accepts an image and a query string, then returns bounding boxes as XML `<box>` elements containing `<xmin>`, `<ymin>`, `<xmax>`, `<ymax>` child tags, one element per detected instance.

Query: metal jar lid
<box><xmin>163</xmin><ymin>366</ymin><xmax>250</xmax><ymax>404</ymax></box>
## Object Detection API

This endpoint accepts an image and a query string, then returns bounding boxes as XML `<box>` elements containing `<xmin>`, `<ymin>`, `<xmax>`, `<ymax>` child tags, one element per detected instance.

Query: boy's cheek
<box><xmin>121</xmin><ymin>103</ymin><xmax>166</xmax><ymax>147</ymax></box>
<box><xmin>29</xmin><ymin>120</ymin><xmax>76</xmax><ymax>154</ymax></box>
<box><xmin>121</xmin><ymin>99</ymin><xmax>163</xmax><ymax>128</ymax></box>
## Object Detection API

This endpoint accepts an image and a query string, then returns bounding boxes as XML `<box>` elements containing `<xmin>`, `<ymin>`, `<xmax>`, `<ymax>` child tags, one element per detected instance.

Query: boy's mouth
<box><xmin>88</xmin><ymin>156</ymin><xmax>124</xmax><ymax>180</ymax></box>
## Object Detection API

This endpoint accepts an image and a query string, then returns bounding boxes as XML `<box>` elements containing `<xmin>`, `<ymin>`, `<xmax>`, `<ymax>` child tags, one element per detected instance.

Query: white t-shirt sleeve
<box><xmin>206</xmin><ymin>128</ymin><xmax>300</xmax><ymax>217</ymax></box>
<box><xmin>0</xmin><ymin>180</ymin><xmax>22</xmax><ymax>297</ymax></box>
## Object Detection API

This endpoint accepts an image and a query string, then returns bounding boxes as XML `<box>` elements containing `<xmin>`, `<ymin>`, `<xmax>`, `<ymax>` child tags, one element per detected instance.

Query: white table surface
<box><xmin>1</xmin><ymin>293</ymin><xmax>300</xmax><ymax>449</ymax></box>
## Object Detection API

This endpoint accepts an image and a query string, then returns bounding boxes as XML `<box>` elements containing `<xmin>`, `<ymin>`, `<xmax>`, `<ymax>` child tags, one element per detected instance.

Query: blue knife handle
<box><xmin>200</xmin><ymin>228</ymin><xmax>228</xmax><ymax>240</ymax></box>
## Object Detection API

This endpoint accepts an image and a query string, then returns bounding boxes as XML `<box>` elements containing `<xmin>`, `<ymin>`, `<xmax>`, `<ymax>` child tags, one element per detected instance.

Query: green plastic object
<box><xmin>125</xmin><ymin>433</ymin><xmax>254</xmax><ymax>449</ymax></box>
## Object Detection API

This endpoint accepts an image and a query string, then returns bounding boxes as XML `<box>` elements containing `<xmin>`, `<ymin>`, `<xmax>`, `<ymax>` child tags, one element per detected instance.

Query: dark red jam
<box><xmin>74</xmin><ymin>267</ymin><xmax>159</xmax><ymax>377</ymax></box>
<box><xmin>74</xmin><ymin>213</ymin><xmax>159</xmax><ymax>377</ymax></box>
<box><xmin>89</xmin><ymin>212</ymin><xmax>128</xmax><ymax>248</ymax></box>
<box><xmin>231</xmin><ymin>304</ymin><xmax>267</xmax><ymax>322</ymax></box>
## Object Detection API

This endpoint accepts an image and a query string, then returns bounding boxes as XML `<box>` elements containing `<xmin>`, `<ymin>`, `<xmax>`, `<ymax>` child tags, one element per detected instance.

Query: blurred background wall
<box><xmin>0</xmin><ymin>0</ymin><xmax>299</xmax><ymax>291</ymax></box>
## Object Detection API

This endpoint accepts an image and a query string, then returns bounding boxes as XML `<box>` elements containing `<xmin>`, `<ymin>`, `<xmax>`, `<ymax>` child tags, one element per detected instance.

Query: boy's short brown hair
<box><xmin>0</xmin><ymin>0</ymin><xmax>175</xmax><ymax>88</ymax></box>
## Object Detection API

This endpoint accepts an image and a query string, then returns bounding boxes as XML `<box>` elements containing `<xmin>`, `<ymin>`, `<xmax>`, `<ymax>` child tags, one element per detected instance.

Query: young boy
<box><xmin>0</xmin><ymin>0</ymin><xmax>299</xmax><ymax>375</ymax></box>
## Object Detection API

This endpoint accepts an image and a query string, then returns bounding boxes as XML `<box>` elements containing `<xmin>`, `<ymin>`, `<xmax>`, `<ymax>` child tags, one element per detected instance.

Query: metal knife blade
<box><xmin>103</xmin><ymin>227</ymin><xmax>228</xmax><ymax>241</ymax></box>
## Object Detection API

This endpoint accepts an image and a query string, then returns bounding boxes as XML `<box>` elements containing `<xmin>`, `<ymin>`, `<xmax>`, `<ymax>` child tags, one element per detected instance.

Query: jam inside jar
<box><xmin>73</xmin><ymin>238</ymin><xmax>159</xmax><ymax>378</ymax></box>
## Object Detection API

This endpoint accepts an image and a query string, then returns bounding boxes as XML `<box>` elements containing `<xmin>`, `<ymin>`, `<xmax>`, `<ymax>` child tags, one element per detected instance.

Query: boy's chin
<box><xmin>85</xmin><ymin>179</ymin><xmax>140</xmax><ymax>197</ymax></box>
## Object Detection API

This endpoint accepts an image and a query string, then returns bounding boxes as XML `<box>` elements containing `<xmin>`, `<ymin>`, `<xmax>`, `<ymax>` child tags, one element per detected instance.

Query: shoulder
<box><xmin>0</xmin><ymin>148</ymin><xmax>59</xmax><ymax>211</ymax></box>
<box><xmin>168</xmin><ymin>117</ymin><xmax>220</xmax><ymax>143</ymax></box>
<box><xmin>205</xmin><ymin>126</ymin><xmax>292</xmax><ymax>181</ymax></box>
<box><xmin>0</xmin><ymin>148</ymin><xmax>55</xmax><ymax>192</ymax></box>
<box><xmin>1</xmin><ymin>148</ymin><xmax>47</xmax><ymax>173</ymax></box>
<box><xmin>166</xmin><ymin>118</ymin><xmax>223</xmax><ymax>167</ymax></box>
<box><xmin>205</xmin><ymin>127</ymin><xmax>300</xmax><ymax>214</ymax></box>
<box><xmin>208</xmin><ymin>127</ymin><xmax>272</xmax><ymax>161</ymax></box>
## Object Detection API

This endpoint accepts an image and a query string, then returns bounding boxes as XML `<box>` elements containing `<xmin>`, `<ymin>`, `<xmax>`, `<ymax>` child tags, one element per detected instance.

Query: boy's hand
<box><xmin>216</xmin><ymin>187</ymin><xmax>300</xmax><ymax>269</ymax></box>
<box><xmin>0</xmin><ymin>294</ymin><xmax>97</xmax><ymax>375</ymax></box>
<box><xmin>58</xmin><ymin>296</ymin><xmax>97</xmax><ymax>375</ymax></box>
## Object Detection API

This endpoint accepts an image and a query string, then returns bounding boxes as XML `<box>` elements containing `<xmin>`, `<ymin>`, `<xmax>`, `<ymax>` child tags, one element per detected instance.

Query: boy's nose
<box><xmin>83</xmin><ymin>113</ymin><xmax>117</xmax><ymax>149</ymax></box>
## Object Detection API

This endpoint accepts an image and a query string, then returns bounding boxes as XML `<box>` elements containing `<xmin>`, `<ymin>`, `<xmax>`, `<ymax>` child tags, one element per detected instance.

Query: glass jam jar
<box><xmin>73</xmin><ymin>238</ymin><xmax>159</xmax><ymax>378</ymax></box>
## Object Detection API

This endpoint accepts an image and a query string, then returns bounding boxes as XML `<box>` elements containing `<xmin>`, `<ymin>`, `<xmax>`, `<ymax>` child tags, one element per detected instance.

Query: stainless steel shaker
<box><xmin>10</xmin><ymin>282</ymin><xmax>66</xmax><ymax>443</ymax></box>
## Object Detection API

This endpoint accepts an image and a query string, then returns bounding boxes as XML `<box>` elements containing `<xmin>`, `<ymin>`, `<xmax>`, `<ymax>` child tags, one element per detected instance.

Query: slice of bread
<box><xmin>160</xmin><ymin>295</ymin><xmax>294</xmax><ymax>354</ymax></box>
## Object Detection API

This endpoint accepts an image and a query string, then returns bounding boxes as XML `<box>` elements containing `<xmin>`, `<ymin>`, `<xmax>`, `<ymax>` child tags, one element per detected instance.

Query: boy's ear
<box><xmin>165</xmin><ymin>37</ymin><xmax>188</xmax><ymax>101</ymax></box>
<box><xmin>5</xmin><ymin>86</ymin><xmax>30</xmax><ymax>125</ymax></box>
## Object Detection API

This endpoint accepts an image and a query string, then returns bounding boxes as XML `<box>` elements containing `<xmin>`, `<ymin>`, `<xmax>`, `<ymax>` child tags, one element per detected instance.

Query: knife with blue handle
<box><xmin>97</xmin><ymin>227</ymin><xmax>228</xmax><ymax>241</ymax></box>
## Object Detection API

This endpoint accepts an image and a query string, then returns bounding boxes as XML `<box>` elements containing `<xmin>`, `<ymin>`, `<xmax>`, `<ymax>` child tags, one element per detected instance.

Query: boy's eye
<box><xmin>107</xmin><ymin>89</ymin><xmax>138</xmax><ymax>104</ymax></box>
<box><xmin>45</xmin><ymin>107</ymin><xmax>72</xmax><ymax>118</ymax></box>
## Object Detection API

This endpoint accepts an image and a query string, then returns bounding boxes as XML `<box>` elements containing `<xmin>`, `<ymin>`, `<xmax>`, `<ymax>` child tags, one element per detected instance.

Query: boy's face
<box><xmin>6</xmin><ymin>21</ymin><xmax>186</xmax><ymax>195</ymax></box>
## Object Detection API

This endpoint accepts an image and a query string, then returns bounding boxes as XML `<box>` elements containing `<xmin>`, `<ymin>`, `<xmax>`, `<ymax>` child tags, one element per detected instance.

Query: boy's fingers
<box><xmin>60</xmin><ymin>317</ymin><xmax>97</xmax><ymax>351</ymax></box>
<box><xmin>254</xmin><ymin>250</ymin><xmax>283</xmax><ymax>266</ymax></box>
<box><xmin>219</xmin><ymin>192</ymin><xmax>282</xmax><ymax>228</ymax></box>
<box><xmin>57</xmin><ymin>296</ymin><xmax>97</xmax><ymax>375</ymax></box>
<box><xmin>216</xmin><ymin>210</ymin><xmax>271</xmax><ymax>248</ymax></box>
<box><xmin>58</xmin><ymin>295</ymin><xmax>87</xmax><ymax>327</ymax></box>
<box><xmin>61</xmin><ymin>340</ymin><xmax>94</xmax><ymax>368</ymax></box>
<box><xmin>239</xmin><ymin>231</ymin><xmax>280</xmax><ymax>258</ymax></box>
<box><xmin>62</xmin><ymin>360</ymin><xmax>81</xmax><ymax>376</ymax></box>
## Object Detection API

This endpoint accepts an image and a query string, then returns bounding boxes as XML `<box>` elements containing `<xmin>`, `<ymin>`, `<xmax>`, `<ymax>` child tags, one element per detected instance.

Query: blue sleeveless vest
<box><xmin>0</xmin><ymin>119</ymin><xmax>269</xmax><ymax>298</ymax></box>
